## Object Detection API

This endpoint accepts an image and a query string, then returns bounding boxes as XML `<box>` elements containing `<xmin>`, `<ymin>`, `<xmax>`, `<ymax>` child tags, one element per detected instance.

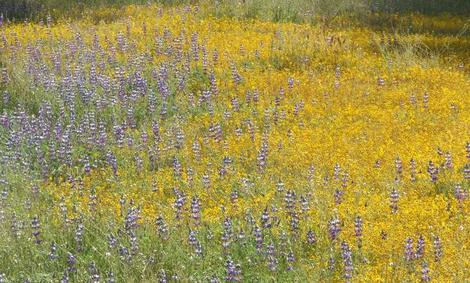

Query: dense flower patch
<box><xmin>0</xmin><ymin>4</ymin><xmax>469</xmax><ymax>282</ymax></box>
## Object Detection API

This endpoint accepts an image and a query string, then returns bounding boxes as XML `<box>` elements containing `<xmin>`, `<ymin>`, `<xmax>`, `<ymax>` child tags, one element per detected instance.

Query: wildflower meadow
<box><xmin>0</xmin><ymin>1</ymin><xmax>469</xmax><ymax>282</ymax></box>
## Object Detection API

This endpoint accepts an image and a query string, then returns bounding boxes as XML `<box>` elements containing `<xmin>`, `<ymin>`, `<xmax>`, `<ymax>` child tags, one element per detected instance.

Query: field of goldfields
<box><xmin>0</xmin><ymin>1</ymin><xmax>469</xmax><ymax>282</ymax></box>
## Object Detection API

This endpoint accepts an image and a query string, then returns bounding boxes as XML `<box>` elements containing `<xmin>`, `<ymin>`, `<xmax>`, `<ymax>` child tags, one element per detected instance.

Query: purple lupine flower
<box><xmin>288</xmin><ymin>77</ymin><xmax>294</xmax><ymax>89</ymax></box>
<box><xmin>334</xmin><ymin>163</ymin><xmax>341</xmax><ymax>181</ymax></box>
<box><xmin>155</xmin><ymin>215</ymin><xmax>169</xmax><ymax>240</ymax></box>
<box><xmin>287</xmin><ymin>250</ymin><xmax>295</xmax><ymax>271</ymax></box>
<box><xmin>225</xmin><ymin>258</ymin><xmax>241</xmax><ymax>281</ymax></box>
<box><xmin>119</xmin><ymin>244</ymin><xmax>130</xmax><ymax>262</ymax></box>
<box><xmin>421</xmin><ymin>262</ymin><xmax>431</xmax><ymax>282</ymax></box>
<box><xmin>230</xmin><ymin>190</ymin><xmax>238</xmax><ymax>206</ymax></box>
<box><xmin>390</xmin><ymin>186</ymin><xmax>399</xmax><ymax>213</ymax></box>
<box><xmin>88</xmin><ymin>188</ymin><xmax>97</xmax><ymax>215</ymax></box>
<box><xmin>192</xmin><ymin>139</ymin><xmax>201</xmax><ymax>161</ymax></box>
<box><xmin>67</xmin><ymin>252</ymin><xmax>77</xmax><ymax>273</ymax></box>
<box><xmin>222</xmin><ymin>217</ymin><xmax>233</xmax><ymax>249</ymax></box>
<box><xmin>454</xmin><ymin>184</ymin><xmax>468</xmax><ymax>203</ymax></box>
<box><xmin>261</xmin><ymin>207</ymin><xmax>271</xmax><ymax>228</ymax></box>
<box><xmin>125</xmin><ymin>207</ymin><xmax>140</xmax><ymax>232</ymax></box>
<box><xmin>191</xmin><ymin>32</ymin><xmax>199</xmax><ymax>61</ymax></box>
<box><xmin>284</xmin><ymin>190</ymin><xmax>296</xmax><ymax>213</ymax></box>
<box><xmin>188</xmin><ymin>229</ymin><xmax>198</xmax><ymax>247</ymax></box>
<box><xmin>354</xmin><ymin>215</ymin><xmax>363</xmax><ymax>248</ymax></box>
<box><xmin>49</xmin><ymin>242</ymin><xmax>58</xmax><ymax>260</ymax></box>
<box><xmin>290</xmin><ymin>211</ymin><xmax>300</xmax><ymax>236</ymax></box>
<box><xmin>427</xmin><ymin>161</ymin><xmax>438</xmax><ymax>183</ymax></box>
<box><xmin>410</xmin><ymin>159</ymin><xmax>417</xmax><ymax>182</ymax></box>
<box><xmin>108</xmin><ymin>234</ymin><xmax>117</xmax><ymax>250</ymax></box>
<box><xmin>59</xmin><ymin>197</ymin><xmax>68</xmax><ymax>224</ymax></box>
<box><xmin>201</xmin><ymin>45</ymin><xmax>208</xmax><ymax>73</ymax></box>
<box><xmin>60</xmin><ymin>271</ymin><xmax>69</xmax><ymax>283</ymax></box>
<box><xmin>254</xmin><ymin>226</ymin><xmax>264</xmax><ymax>252</ymax></box>
<box><xmin>328</xmin><ymin>216</ymin><xmax>341</xmax><ymax>241</ymax></box>
<box><xmin>229</xmin><ymin>62</ymin><xmax>242</xmax><ymax>85</ymax></box>
<box><xmin>10</xmin><ymin>213</ymin><xmax>20</xmax><ymax>238</ymax></box>
<box><xmin>186</xmin><ymin>168</ymin><xmax>194</xmax><ymax>188</ymax></box>
<box><xmin>334</xmin><ymin>188</ymin><xmax>344</xmax><ymax>204</ymax></box>
<box><xmin>174</xmin><ymin>126</ymin><xmax>185</xmax><ymax>149</ymax></box>
<box><xmin>88</xmin><ymin>262</ymin><xmax>100</xmax><ymax>283</ymax></box>
<box><xmin>2</xmin><ymin>91</ymin><xmax>9</xmax><ymax>106</ymax></box>
<box><xmin>444</xmin><ymin>152</ymin><xmax>453</xmax><ymax>169</ymax></box>
<box><xmin>328</xmin><ymin>254</ymin><xmax>336</xmax><ymax>271</ymax></box>
<box><xmin>75</xmin><ymin>222</ymin><xmax>84</xmax><ymax>251</ymax></box>
<box><xmin>212</xmin><ymin>49</ymin><xmax>219</xmax><ymax>64</ymax></box>
<box><xmin>395</xmin><ymin>156</ymin><xmax>403</xmax><ymax>177</ymax></box>
<box><xmin>106</xmin><ymin>271</ymin><xmax>116</xmax><ymax>283</ymax></box>
<box><xmin>464</xmin><ymin>164</ymin><xmax>470</xmax><ymax>180</ymax></box>
<box><xmin>213</xmin><ymin>123</ymin><xmax>223</xmax><ymax>142</ymax></box>
<box><xmin>106</xmin><ymin>151</ymin><xmax>118</xmax><ymax>176</ymax></box>
<box><xmin>202</xmin><ymin>173</ymin><xmax>211</xmax><ymax>189</ymax></box>
<box><xmin>433</xmin><ymin>236</ymin><xmax>443</xmax><ymax>262</ymax></box>
<box><xmin>276</xmin><ymin>181</ymin><xmax>285</xmax><ymax>193</ymax></box>
<box><xmin>466</xmin><ymin>142</ymin><xmax>470</xmax><ymax>160</ymax></box>
<box><xmin>172</xmin><ymin>157</ymin><xmax>182</xmax><ymax>178</ymax></box>
<box><xmin>129</xmin><ymin>230</ymin><xmax>139</xmax><ymax>256</ymax></box>
<box><xmin>134</xmin><ymin>154</ymin><xmax>143</xmax><ymax>171</ymax></box>
<box><xmin>159</xmin><ymin>269</ymin><xmax>168</xmax><ymax>283</ymax></box>
<box><xmin>341</xmin><ymin>241</ymin><xmax>353</xmax><ymax>282</ymax></box>
<box><xmin>174</xmin><ymin>189</ymin><xmax>186</xmax><ymax>220</ymax></box>
<box><xmin>83</xmin><ymin>156</ymin><xmax>91</xmax><ymax>175</ymax></box>
<box><xmin>307</xmin><ymin>229</ymin><xmax>317</xmax><ymax>245</ymax></box>
<box><xmin>266</xmin><ymin>241</ymin><xmax>278</xmax><ymax>271</ymax></box>
<box><xmin>31</xmin><ymin>215</ymin><xmax>41</xmax><ymax>244</ymax></box>
<box><xmin>404</xmin><ymin>237</ymin><xmax>414</xmax><ymax>262</ymax></box>
<box><xmin>300</xmin><ymin>195</ymin><xmax>310</xmax><ymax>213</ymax></box>
<box><xmin>416</xmin><ymin>235</ymin><xmax>425</xmax><ymax>259</ymax></box>
<box><xmin>423</xmin><ymin>92</ymin><xmax>429</xmax><ymax>109</ymax></box>
<box><xmin>209</xmin><ymin>71</ymin><xmax>218</xmax><ymax>96</ymax></box>
<box><xmin>194</xmin><ymin>240</ymin><xmax>203</xmax><ymax>257</ymax></box>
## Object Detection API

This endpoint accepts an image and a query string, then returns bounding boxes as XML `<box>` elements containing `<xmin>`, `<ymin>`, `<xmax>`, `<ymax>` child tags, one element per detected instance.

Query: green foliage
<box><xmin>1</xmin><ymin>0</ymin><xmax>469</xmax><ymax>22</ymax></box>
